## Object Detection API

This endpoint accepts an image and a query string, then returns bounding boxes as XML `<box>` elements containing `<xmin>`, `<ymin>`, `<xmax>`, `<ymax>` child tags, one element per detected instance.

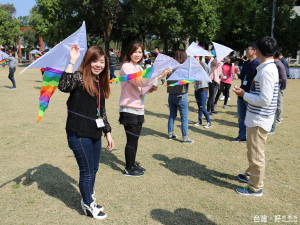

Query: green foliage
<box><xmin>0</xmin><ymin>8</ymin><xmax>21</xmax><ymax>46</ymax></box>
<box><xmin>0</xmin><ymin>3</ymin><xmax>16</xmax><ymax>19</ymax></box>
<box><xmin>22</xmin><ymin>28</ymin><xmax>37</xmax><ymax>49</ymax></box>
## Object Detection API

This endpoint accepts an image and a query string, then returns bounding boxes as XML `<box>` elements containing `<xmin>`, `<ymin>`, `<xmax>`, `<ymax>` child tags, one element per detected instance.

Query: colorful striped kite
<box><xmin>166</xmin><ymin>80</ymin><xmax>194</xmax><ymax>86</ymax></box>
<box><xmin>0</xmin><ymin>59</ymin><xmax>5</xmax><ymax>67</ymax></box>
<box><xmin>110</xmin><ymin>66</ymin><xmax>154</xmax><ymax>83</ymax></box>
<box><xmin>34</xmin><ymin>53</ymin><xmax>41</xmax><ymax>59</ymax></box>
<box><xmin>20</xmin><ymin>22</ymin><xmax>87</xmax><ymax>122</ymax></box>
<box><xmin>37</xmin><ymin>67</ymin><xmax>63</xmax><ymax>122</ymax></box>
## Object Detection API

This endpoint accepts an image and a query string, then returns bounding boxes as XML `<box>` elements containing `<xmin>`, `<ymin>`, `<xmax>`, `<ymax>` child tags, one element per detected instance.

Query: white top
<box><xmin>244</xmin><ymin>59</ymin><xmax>279</xmax><ymax>132</ymax></box>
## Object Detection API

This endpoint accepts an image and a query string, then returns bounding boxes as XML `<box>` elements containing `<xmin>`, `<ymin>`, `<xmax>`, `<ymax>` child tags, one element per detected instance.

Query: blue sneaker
<box><xmin>237</xmin><ymin>174</ymin><xmax>248</xmax><ymax>183</ymax></box>
<box><xmin>236</xmin><ymin>185</ymin><xmax>263</xmax><ymax>196</ymax></box>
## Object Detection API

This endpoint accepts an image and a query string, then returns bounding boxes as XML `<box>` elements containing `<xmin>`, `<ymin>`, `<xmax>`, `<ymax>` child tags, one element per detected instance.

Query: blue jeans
<box><xmin>9</xmin><ymin>67</ymin><xmax>16</xmax><ymax>88</ymax></box>
<box><xmin>195</xmin><ymin>90</ymin><xmax>211</xmax><ymax>124</ymax></box>
<box><xmin>168</xmin><ymin>93</ymin><xmax>189</xmax><ymax>138</ymax></box>
<box><xmin>67</xmin><ymin>132</ymin><xmax>102</xmax><ymax>205</ymax></box>
<box><xmin>237</xmin><ymin>97</ymin><xmax>248</xmax><ymax>139</ymax></box>
<box><xmin>110</xmin><ymin>67</ymin><xmax>117</xmax><ymax>80</ymax></box>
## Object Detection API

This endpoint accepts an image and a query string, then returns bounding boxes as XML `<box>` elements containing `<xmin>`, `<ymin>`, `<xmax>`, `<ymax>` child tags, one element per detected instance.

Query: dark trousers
<box><xmin>207</xmin><ymin>81</ymin><xmax>218</xmax><ymax>112</ymax></box>
<box><xmin>67</xmin><ymin>132</ymin><xmax>102</xmax><ymax>205</ymax></box>
<box><xmin>124</xmin><ymin>124</ymin><xmax>142</xmax><ymax>169</ymax></box>
<box><xmin>8</xmin><ymin>67</ymin><xmax>16</xmax><ymax>88</ymax></box>
<box><xmin>110</xmin><ymin>67</ymin><xmax>117</xmax><ymax>80</ymax></box>
<box><xmin>215</xmin><ymin>82</ymin><xmax>231</xmax><ymax>106</ymax></box>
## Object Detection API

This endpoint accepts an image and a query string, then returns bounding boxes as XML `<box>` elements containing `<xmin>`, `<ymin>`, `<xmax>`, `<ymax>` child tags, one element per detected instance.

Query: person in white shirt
<box><xmin>233</xmin><ymin>36</ymin><xmax>279</xmax><ymax>196</ymax></box>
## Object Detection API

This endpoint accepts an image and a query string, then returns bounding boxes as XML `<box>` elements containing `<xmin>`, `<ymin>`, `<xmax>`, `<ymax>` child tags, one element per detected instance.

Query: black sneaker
<box><xmin>231</xmin><ymin>137</ymin><xmax>247</xmax><ymax>143</ymax></box>
<box><xmin>237</xmin><ymin>173</ymin><xmax>248</xmax><ymax>183</ymax></box>
<box><xmin>134</xmin><ymin>161</ymin><xmax>146</xmax><ymax>172</ymax></box>
<box><xmin>123</xmin><ymin>167</ymin><xmax>144</xmax><ymax>177</ymax></box>
<box><xmin>211</xmin><ymin>111</ymin><xmax>219</xmax><ymax>114</ymax></box>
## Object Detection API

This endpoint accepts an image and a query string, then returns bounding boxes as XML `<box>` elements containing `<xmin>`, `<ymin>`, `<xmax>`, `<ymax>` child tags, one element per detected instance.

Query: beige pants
<box><xmin>245</xmin><ymin>126</ymin><xmax>268</xmax><ymax>192</ymax></box>
<box><xmin>276</xmin><ymin>89</ymin><xmax>284</xmax><ymax>122</ymax></box>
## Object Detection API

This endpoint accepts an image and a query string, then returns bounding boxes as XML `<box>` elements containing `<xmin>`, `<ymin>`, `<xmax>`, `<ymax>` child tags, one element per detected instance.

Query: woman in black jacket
<box><xmin>58</xmin><ymin>44</ymin><xmax>114</xmax><ymax>220</ymax></box>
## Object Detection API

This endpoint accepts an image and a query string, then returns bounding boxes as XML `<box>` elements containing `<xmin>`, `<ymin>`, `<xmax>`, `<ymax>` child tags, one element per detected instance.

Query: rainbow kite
<box><xmin>110</xmin><ymin>66</ymin><xmax>154</xmax><ymax>83</ymax></box>
<box><xmin>167</xmin><ymin>80</ymin><xmax>194</xmax><ymax>86</ymax></box>
<box><xmin>34</xmin><ymin>53</ymin><xmax>41</xmax><ymax>59</ymax></box>
<box><xmin>37</xmin><ymin>67</ymin><xmax>63</xmax><ymax>122</ymax></box>
<box><xmin>0</xmin><ymin>59</ymin><xmax>5</xmax><ymax>67</ymax></box>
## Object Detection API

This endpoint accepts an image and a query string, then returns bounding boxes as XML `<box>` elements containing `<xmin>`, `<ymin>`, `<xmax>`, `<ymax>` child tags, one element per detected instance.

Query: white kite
<box><xmin>212</xmin><ymin>42</ymin><xmax>234</xmax><ymax>62</ymax></box>
<box><xmin>20</xmin><ymin>22</ymin><xmax>87</xmax><ymax>122</ymax></box>
<box><xmin>167</xmin><ymin>56</ymin><xmax>211</xmax><ymax>85</ymax></box>
<box><xmin>186</xmin><ymin>42</ymin><xmax>213</xmax><ymax>57</ymax></box>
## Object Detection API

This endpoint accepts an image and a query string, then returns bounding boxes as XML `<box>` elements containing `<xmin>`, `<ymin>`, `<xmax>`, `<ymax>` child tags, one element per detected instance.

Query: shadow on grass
<box><xmin>141</xmin><ymin>126</ymin><xmax>167</xmax><ymax>138</ymax></box>
<box><xmin>151</xmin><ymin>208</ymin><xmax>216</xmax><ymax>225</ymax></box>
<box><xmin>153</xmin><ymin>154</ymin><xmax>239</xmax><ymax>190</ymax></box>
<box><xmin>213</xmin><ymin>118</ymin><xmax>238</xmax><ymax>128</ymax></box>
<box><xmin>0</xmin><ymin>163</ymin><xmax>82</xmax><ymax>214</ymax></box>
<box><xmin>184</xmin><ymin>125</ymin><xmax>233</xmax><ymax>140</ymax></box>
<box><xmin>225</xmin><ymin>110</ymin><xmax>238</xmax><ymax>117</ymax></box>
<box><xmin>145</xmin><ymin>109</ymin><xmax>181</xmax><ymax>123</ymax></box>
<box><xmin>101</xmin><ymin>148</ymin><xmax>125</xmax><ymax>172</ymax></box>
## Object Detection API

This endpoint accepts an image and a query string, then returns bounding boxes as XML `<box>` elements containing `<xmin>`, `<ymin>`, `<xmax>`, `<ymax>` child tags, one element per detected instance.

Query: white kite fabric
<box><xmin>151</xmin><ymin>53</ymin><xmax>180</xmax><ymax>78</ymax></box>
<box><xmin>0</xmin><ymin>50</ymin><xmax>9</xmax><ymax>59</ymax></box>
<box><xmin>186</xmin><ymin>42</ymin><xmax>213</xmax><ymax>57</ymax></box>
<box><xmin>20</xmin><ymin>21</ymin><xmax>87</xmax><ymax>74</ymax></box>
<box><xmin>140</xmin><ymin>53</ymin><xmax>180</xmax><ymax>95</ymax></box>
<box><xmin>29</xmin><ymin>49</ymin><xmax>42</xmax><ymax>55</ymax></box>
<box><xmin>212</xmin><ymin>41</ymin><xmax>234</xmax><ymax>63</ymax></box>
<box><xmin>167</xmin><ymin>56</ymin><xmax>211</xmax><ymax>83</ymax></box>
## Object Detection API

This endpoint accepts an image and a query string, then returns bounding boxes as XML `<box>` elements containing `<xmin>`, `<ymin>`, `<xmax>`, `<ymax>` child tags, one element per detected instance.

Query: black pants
<box><xmin>215</xmin><ymin>82</ymin><xmax>231</xmax><ymax>106</ymax></box>
<box><xmin>207</xmin><ymin>81</ymin><xmax>218</xmax><ymax>112</ymax></box>
<box><xmin>124</xmin><ymin>124</ymin><xmax>142</xmax><ymax>169</ymax></box>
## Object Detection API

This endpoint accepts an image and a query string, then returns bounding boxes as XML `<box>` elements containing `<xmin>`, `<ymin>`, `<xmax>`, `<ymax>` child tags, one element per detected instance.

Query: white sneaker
<box><xmin>194</xmin><ymin>122</ymin><xmax>202</xmax><ymax>126</ymax></box>
<box><xmin>204</xmin><ymin>122</ymin><xmax>211</xmax><ymax>128</ymax></box>
<box><xmin>220</xmin><ymin>96</ymin><xmax>225</xmax><ymax>101</ymax></box>
<box><xmin>81</xmin><ymin>199</ymin><xmax>107</xmax><ymax>220</ymax></box>
<box><xmin>228</xmin><ymin>97</ymin><xmax>231</xmax><ymax>100</ymax></box>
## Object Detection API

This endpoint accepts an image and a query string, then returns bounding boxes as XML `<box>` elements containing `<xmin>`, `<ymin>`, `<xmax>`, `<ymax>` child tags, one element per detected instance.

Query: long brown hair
<box><xmin>174</xmin><ymin>49</ymin><xmax>187</xmax><ymax>64</ymax></box>
<box><xmin>123</xmin><ymin>41</ymin><xmax>144</xmax><ymax>64</ymax></box>
<box><xmin>78</xmin><ymin>46</ymin><xmax>110</xmax><ymax>99</ymax></box>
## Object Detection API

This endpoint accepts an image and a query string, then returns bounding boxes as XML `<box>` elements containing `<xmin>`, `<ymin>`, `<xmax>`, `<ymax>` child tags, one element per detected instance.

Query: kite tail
<box><xmin>37</xmin><ymin>67</ymin><xmax>63</xmax><ymax>122</ymax></box>
<box><xmin>0</xmin><ymin>59</ymin><xmax>5</xmax><ymax>67</ymax></box>
<box><xmin>109</xmin><ymin>67</ymin><xmax>153</xmax><ymax>83</ymax></box>
<box><xmin>166</xmin><ymin>80</ymin><xmax>194</xmax><ymax>86</ymax></box>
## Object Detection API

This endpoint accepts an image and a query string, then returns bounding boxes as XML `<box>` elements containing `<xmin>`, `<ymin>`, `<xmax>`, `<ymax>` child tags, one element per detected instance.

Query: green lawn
<box><xmin>0</xmin><ymin>65</ymin><xmax>299</xmax><ymax>225</ymax></box>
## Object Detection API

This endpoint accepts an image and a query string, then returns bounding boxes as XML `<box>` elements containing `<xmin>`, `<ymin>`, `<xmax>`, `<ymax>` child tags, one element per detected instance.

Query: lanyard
<box><xmin>243</xmin><ymin>58</ymin><xmax>258</xmax><ymax>82</ymax></box>
<box><xmin>94</xmin><ymin>81</ymin><xmax>101</xmax><ymax>118</ymax></box>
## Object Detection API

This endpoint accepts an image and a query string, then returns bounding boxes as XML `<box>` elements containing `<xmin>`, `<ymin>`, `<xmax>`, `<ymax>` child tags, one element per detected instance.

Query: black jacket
<box><xmin>58</xmin><ymin>71</ymin><xmax>111</xmax><ymax>139</ymax></box>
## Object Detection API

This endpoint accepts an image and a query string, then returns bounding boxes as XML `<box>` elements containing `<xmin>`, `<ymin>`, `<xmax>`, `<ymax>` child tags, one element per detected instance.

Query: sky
<box><xmin>0</xmin><ymin>0</ymin><xmax>37</xmax><ymax>18</ymax></box>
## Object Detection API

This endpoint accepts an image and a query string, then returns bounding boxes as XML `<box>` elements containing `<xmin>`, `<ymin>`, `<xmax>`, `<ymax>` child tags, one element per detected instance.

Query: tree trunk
<box><xmin>163</xmin><ymin>38</ymin><xmax>168</xmax><ymax>54</ymax></box>
<box><xmin>39</xmin><ymin>35</ymin><xmax>44</xmax><ymax>52</ymax></box>
<box><xmin>18</xmin><ymin>37</ymin><xmax>22</xmax><ymax>60</ymax></box>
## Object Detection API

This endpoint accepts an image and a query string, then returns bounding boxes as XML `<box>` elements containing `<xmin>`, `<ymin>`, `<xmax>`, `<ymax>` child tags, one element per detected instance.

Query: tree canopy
<box><xmin>0</xmin><ymin>0</ymin><xmax>299</xmax><ymax>57</ymax></box>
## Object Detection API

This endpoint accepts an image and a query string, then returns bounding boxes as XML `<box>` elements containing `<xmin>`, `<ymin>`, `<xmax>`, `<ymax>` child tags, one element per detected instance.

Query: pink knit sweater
<box><xmin>119</xmin><ymin>61</ymin><xmax>153</xmax><ymax>110</ymax></box>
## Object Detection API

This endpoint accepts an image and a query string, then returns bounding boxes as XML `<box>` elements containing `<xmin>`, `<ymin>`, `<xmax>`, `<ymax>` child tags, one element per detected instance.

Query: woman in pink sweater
<box><xmin>119</xmin><ymin>41</ymin><xmax>170</xmax><ymax>177</ymax></box>
<box><xmin>214</xmin><ymin>56</ymin><xmax>236</xmax><ymax>108</ymax></box>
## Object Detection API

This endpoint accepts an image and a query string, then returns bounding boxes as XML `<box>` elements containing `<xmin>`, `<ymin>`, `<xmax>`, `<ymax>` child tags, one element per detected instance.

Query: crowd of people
<box><xmin>2</xmin><ymin>35</ymin><xmax>288</xmax><ymax>220</ymax></box>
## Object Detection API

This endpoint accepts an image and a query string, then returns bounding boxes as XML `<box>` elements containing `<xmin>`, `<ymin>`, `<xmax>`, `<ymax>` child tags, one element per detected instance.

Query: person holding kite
<box><xmin>118</xmin><ymin>41</ymin><xmax>171</xmax><ymax>177</ymax></box>
<box><xmin>2</xmin><ymin>51</ymin><xmax>17</xmax><ymax>89</ymax></box>
<box><xmin>214</xmin><ymin>55</ymin><xmax>236</xmax><ymax>109</ymax></box>
<box><xmin>58</xmin><ymin>44</ymin><xmax>114</xmax><ymax>220</ymax></box>
<box><xmin>166</xmin><ymin>49</ymin><xmax>194</xmax><ymax>144</ymax></box>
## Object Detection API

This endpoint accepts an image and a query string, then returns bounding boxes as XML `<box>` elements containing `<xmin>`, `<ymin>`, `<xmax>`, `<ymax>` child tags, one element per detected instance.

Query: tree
<box><xmin>0</xmin><ymin>8</ymin><xmax>21</xmax><ymax>48</ymax></box>
<box><xmin>0</xmin><ymin>3</ymin><xmax>16</xmax><ymax>19</ymax></box>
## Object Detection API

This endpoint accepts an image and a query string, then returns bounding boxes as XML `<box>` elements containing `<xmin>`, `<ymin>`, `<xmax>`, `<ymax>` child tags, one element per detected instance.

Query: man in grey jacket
<box><xmin>3</xmin><ymin>51</ymin><xmax>17</xmax><ymax>89</ymax></box>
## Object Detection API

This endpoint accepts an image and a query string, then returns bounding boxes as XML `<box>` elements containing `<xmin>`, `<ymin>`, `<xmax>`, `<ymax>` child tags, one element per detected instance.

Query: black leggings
<box><xmin>124</xmin><ymin>124</ymin><xmax>143</xmax><ymax>169</ymax></box>
<box><xmin>207</xmin><ymin>81</ymin><xmax>218</xmax><ymax>112</ymax></box>
<box><xmin>214</xmin><ymin>82</ymin><xmax>231</xmax><ymax>106</ymax></box>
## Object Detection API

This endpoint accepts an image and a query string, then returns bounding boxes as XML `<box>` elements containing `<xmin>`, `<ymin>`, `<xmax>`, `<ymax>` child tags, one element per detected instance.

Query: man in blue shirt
<box><xmin>231</xmin><ymin>43</ymin><xmax>260</xmax><ymax>142</ymax></box>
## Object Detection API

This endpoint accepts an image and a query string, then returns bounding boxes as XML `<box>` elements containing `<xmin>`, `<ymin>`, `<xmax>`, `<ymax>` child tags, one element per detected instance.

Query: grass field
<box><xmin>0</xmin><ymin>65</ymin><xmax>299</xmax><ymax>225</ymax></box>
